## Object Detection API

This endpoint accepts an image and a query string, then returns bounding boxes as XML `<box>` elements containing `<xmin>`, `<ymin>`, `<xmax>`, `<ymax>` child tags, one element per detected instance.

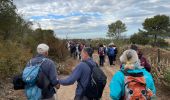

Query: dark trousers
<box><xmin>74</xmin><ymin>96</ymin><xmax>99</xmax><ymax>100</ymax></box>
<box><xmin>99</xmin><ymin>56</ymin><xmax>104</xmax><ymax>66</ymax></box>
<box><xmin>71</xmin><ymin>51</ymin><xmax>76</xmax><ymax>59</ymax></box>
<box><xmin>74</xmin><ymin>96</ymin><xmax>88</xmax><ymax>100</ymax></box>
<box><xmin>108</xmin><ymin>56</ymin><xmax>114</xmax><ymax>65</ymax></box>
<box><xmin>113</xmin><ymin>55</ymin><xmax>116</xmax><ymax>61</ymax></box>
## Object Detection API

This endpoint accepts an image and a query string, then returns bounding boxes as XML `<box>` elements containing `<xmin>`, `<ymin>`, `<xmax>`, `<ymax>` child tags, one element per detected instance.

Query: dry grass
<box><xmin>165</xmin><ymin>38</ymin><xmax>170</xmax><ymax>44</ymax></box>
<box><xmin>57</xmin><ymin>57</ymin><xmax>80</xmax><ymax>75</ymax></box>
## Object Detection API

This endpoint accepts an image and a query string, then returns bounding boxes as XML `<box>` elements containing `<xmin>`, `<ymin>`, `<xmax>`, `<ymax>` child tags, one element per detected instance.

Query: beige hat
<box><xmin>109</xmin><ymin>42</ymin><xmax>114</xmax><ymax>46</ymax></box>
<box><xmin>37</xmin><ymin>43</ymin><xmax>49</xmax><ymax>54</ymax></box>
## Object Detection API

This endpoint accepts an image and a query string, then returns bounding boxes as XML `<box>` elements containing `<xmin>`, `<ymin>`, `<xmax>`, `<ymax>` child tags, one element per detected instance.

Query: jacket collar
<box><xmin>35</xmin><ymin>54</ymin><xmax>46</xmax><ymax>58</ymax></box>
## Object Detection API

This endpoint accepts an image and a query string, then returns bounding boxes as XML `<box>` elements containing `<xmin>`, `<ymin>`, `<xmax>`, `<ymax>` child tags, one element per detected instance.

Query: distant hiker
<box><xmin>70</xmin><ymin>42</ymin><xmax>77</xmax><ymax>59</ymax></box>
<box><xmin>58</xmin><ymin>47</ymin><xmax>107</xmax><ymax>100</ymax></box>
<box><xmin>22</xmin><ymin>43</ymin><xmax>59</xmax><ymax>100</ymax></box>
<box><xmin>89</xmin><ymin>44</ymin><xmax>94</xmax><ymax>58</ymax></box>
<box><xmin>98</xmin><ymin>44</ymin><xmax>105</xmax><ymax>66</ymax></box>
<box><xmin>130</xmin><ymin>44</ymin><xmax>151</xmax><ymax>72</ymax></box>
<box><xmin>76</xmin><ymin>43</ymin><xmax>80</xmax><ymax>59</ymax></box>
<box><xmin>113</xmin><ymin>44</ymin><xmax>118</xmax><ymax>64</ymax></box>
<box><xmin>66</xmin><ymin>41</ymin><xmax>71</xmax><ymax>51</ymax></box>
<box><xmin>78</xmin><ymin>43</ymin><xmax>84</xmax><ymax>60</ymax></box>
<box><xmin>107</xmin><ymin>43</ymin><xmax>116</xmax><ymax>66</ymax></box>
<box><xmin>103</xmin><ymin>44</ymin><xmax>107</xmax><ymax>63</ymax></box>
<box><xmin>110</xmin><ymin>49</ymin><xmax>156</xmax><ymax>100</ymax></box>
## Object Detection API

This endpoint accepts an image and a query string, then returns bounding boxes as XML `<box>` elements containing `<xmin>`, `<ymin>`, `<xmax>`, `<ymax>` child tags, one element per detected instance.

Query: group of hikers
<box><xmin>66</xmin><ymin>41</ymin><xmax>86</xmax><ymax>60</ymax></box>
<box><xmin>13</xmin><ymin>42</ymin><xmax>156</xmax><ymax>100</ymax></box>
<box><xmin>67</xmin><ymin>41</ymin><xmax>118</xmax><ymax>67</ymax></box>
<box><xmin>98</xmin><ymin>43</ymin><xmax>117</xmax><ymax>66</ymax></box>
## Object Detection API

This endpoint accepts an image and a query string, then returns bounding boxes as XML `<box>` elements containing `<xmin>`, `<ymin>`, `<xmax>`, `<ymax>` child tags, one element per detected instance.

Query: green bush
<box><xmin>157</xmin><ymin>38</ymin><xmax>169</xmax><ymax>47</ymax></box>
<box><xmin>130</xmin><ymin>33</ymin><xmax>150</xmax><ymax>45</ymax></box>
<box><xmin>162</xmin><ymin>68</ymin><xmax>170</xmax><ymax>90</ymax></box>
<box><xmin>0</xmin><ymin>41</ymin><xmax>32</xmax><ymax>79</ymax></box>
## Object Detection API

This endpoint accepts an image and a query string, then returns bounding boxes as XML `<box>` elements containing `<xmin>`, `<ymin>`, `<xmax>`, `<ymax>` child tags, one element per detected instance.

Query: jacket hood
<box><xmin>121</xmin><ymin>62</ymin><xmax>145</xmax><ymax>74</ymax></box>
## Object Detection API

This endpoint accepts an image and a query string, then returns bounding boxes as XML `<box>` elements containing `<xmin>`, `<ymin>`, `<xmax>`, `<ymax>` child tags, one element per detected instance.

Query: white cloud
<box><xmin>13</xmin><ymin>0</ymin><xmax>170</xmax><ymax>38</ymax></box>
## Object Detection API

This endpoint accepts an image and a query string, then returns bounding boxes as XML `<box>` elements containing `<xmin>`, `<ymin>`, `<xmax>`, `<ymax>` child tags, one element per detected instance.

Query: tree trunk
<box><xmin>154</xmin><ymin>34</ymin><xmax>157</xmax><ymax>47</ymax></box>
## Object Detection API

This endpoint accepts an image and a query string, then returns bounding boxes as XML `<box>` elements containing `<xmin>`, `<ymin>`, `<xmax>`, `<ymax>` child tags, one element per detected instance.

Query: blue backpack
<box><xmin>108</xmin><ymin>47</ymin><xmax>115</xmax><ymax>56</ymax></box>
<box><xmin>22</xmin><ymin>58</ymin><xmax>46</xmax><ymax>100</ymax></box>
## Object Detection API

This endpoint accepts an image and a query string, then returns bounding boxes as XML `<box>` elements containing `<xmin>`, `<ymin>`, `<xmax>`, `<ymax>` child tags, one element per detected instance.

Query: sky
<box><xmin>13</xmin><ymin>0</ymin><xmax>170</xmax><ymax>39</ymax></box>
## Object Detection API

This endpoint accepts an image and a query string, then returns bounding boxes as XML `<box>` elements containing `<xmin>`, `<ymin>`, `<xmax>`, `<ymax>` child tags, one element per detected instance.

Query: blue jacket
<box><xmin>110</xmin><ymin>65</ymin><xmax>156</xmax><ymax>100</ymax></box>
<box><xmin>59</xmin><ymin>58</ymin><xmax>95</xmax><ymax>96</ymax></box>
<box><xmin>26</xmin><ymin>54</ymin><xmax>58</xmax><ymax>99</ymax></box>
<box><xmin>107</xmin><ymin>47</ymin><xmax>115</xmax><ymax>56</ymax></box>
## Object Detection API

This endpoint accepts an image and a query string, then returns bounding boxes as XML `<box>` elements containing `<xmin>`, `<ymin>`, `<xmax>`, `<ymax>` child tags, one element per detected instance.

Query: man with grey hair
<box><xmin>25</xmin><ymin>43</ymin><xmax>59</xmax><ymax>100</ymax></box>
<box><xmin>58</xmin><ymin>47</ymin><xmax>96</xmax><ymax>100</ymax></box>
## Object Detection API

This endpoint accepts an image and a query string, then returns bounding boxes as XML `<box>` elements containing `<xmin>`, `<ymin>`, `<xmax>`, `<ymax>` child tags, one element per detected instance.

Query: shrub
<box><xmin>130</xmin><ymin>33</ymin><xmax>150</xmax><ymax>45</ymax></box>
<box><xmin>0</xmin><ymin>41</ymin><xmax>32</xmax><ymax>79</ymax></box>
<box><xmin>157</xmin><ymin>38</ymin><xmax>169</xmax><ymax>47</ymax></box>
<box><xmin>164</xmin><ymin>68</ymin><xmax>170</xmax><ymax>88</ymax></box>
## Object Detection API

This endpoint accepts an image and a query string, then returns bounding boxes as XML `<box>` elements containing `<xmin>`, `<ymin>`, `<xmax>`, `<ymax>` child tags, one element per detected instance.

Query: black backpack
<box><xmin>13</xmin><ymin>73</ymin><xmax>25</xmax><ymax>90</ymax></box>
<box><xmin>81</xmin><ymin>61</ymin><xmax>107</xmax><ymax>99</ymax></box>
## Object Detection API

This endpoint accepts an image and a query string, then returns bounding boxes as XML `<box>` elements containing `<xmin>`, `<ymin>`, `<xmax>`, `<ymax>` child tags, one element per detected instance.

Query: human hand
<box><xmin>55</xmin><ymin>84</ymin><xmax>60</xmax><ymax>89</ymax></box>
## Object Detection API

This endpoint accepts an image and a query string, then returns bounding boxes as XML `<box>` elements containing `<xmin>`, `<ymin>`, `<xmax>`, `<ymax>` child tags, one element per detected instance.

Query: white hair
<box><xmin>120</xmin><ymin>49</ymin><xmax>139</xmax><ymax>64</ymax></box>
<box><xmin>37</xmin><ymin>43</ymin><xmax>49</xmax><ymax>54</ymax></box>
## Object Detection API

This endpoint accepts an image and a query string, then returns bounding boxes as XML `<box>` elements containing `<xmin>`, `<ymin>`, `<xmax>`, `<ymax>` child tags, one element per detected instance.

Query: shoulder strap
<box><xmin>38</xmin><ymin>58</ymin><xmax>46</xmax><ymax>66</ymax></box>
<box><xmin>79</xmin><ymin>60</ymin><xmax>94</xmax><ymax>96</ymax></box>
<box><xmin>82</xmin><ymin>60</ymin><xmax>94</xmax><ymax>71</ymax></box>
<box><xmin>29</xmin><ymin>58</ymin><xmax>46</xmax><ymax>67</ymax></box>
<box><xmin>39</xmin><ymin>58</ymin><xmax>47</xmax><ymax>74</ymax></box>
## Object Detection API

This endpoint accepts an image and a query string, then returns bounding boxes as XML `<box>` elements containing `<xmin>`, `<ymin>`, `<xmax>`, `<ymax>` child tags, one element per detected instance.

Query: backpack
<box><xmin>22</xmin><ymin>58</ymin><xmax>46</xmax><ymax>100</ymax></box>
<box><xmin>78</xmin><ymin>45</ymin><xmax>83</xmax><ymax>51</ymax></box>
<box><xmin>81</xmin><ymin>61</ymin><xmax>107</xmax><ymax>99</ymax></box>
<box><xmin>99</xmin><ymin>47</ymin><xmax>105</xmax><ymax>56</ymax></box>
<box><xmin>121</xmin><ymin>70</ymin><xmax>153</xmax><ymax>100</ymax></box>
<box><xmin>13</xmin><ymin>73</ymin><xmax>25</xmax><ymax>90</ymax></box>
<box><xmin>108</xmin><ymin>47</ymin><xmax>115</xmax><ymax>56</ymax></box>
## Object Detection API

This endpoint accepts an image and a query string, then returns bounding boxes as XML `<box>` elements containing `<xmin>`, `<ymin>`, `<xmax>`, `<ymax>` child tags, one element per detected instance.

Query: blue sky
<box><xmin>14</xmin><ymin>0</ymin><xmax>170</xmax><ymax>39</ymax></box>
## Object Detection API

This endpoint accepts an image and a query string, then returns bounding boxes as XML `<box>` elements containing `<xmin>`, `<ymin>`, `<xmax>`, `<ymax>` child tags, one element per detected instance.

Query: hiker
<box><xmin>113</xmin><ymin>44</ymin><xmax>118</xmax><ymax>64</ymax></box>
<box><xmin>89</xmin><ymin>44</ymin><xmax>94</xmax><ymax>58</ymax></box>
<box><xmin>98</xmin><ymin>44</ymin><xmax>105</xmax><ymax>66</ymax></box>
<box><xmin>58</xmin><ymin>47</ymin><xmax>106</xmax><ymax>100</ymax></box>
<box><xmin>107</xmin><ymin>43</ymin><xmax>116</xmax><ymax>66</ymax></box>
<box><xmin>78</xmin><ymin>43</ymin><xmax>84</xmax><ymax>60</ymax></box>
<box><xmin>110</xmin><ymin>49</ymin><xmax>156</xmax><ymax>100</ymax></box>
<box><xmin>103</xmin><ymin>44</ymin><xmax>107</xmax><ymax>63</ymax></box>
<box><xmin>66</xmin><ymin>41</ymin><xmax>71</xmax><ymax>51</ymax></box>
<box><xmin>130</xmin><ymin>44</ymin><xmax>151</xmax><ymax>72</ymax></box>
<box><xmin>76</xmin><ymin>43</ymin><xmax>80</xmax><ymax>59</ymax></box>
<box><xmin>70</xmin><ymin>42</ymin><xmax>77</xmax><ymax>59</ymax></box>
<box><xmin>22</xmin><ymin>43</ymin><xmax>59</xmax><ymax>100</ymax></box>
